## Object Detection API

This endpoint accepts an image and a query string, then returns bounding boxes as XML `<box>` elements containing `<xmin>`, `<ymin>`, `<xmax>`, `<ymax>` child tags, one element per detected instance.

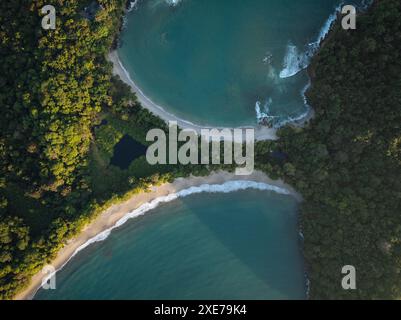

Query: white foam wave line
<box><xmin>272</xmin><ymin>109</ymin><xmax>310</xmax><ymax>129</ymax></box>
<box><xmin>279</xmin><ymin>44</ymin><xmax>311</xmax><ymax>79</ymax></box>
<box><xmin>115</xmin><ymin>54</ymin><xmax>271</xmax><ymax>134</ymax></box>
<box><xmin>279</xmin><ymin>3</ymin><xmax>343</xmax><ymax>79</ymax></box>
<box><xmin>115</xmin><ymin>57</ymin><xmax>200</xmax><ymax>128</ymax></box>
<box><xmin>118</xmin><ymin>3</ymin><xmax>275</xmax><ymax>133</ymax></box>
<box><xmin>255</xmin><ymin>101</ymin><xmax>270</xmax><ymax>123</ymax></box>
<box><xmin>128</xmin><ymin>0</ymin><xmax>140</xmax><ymax>12</ymax></box>
<box><xmin>166</xmin><ymin>0</ymin><xmax>182</xmax><ymax>6</ymax></box>
<box><xmin>279</xmin><ymin>81</ymin><xmax>312</xmax><ymax>127</ymax></box>
<box><xmin>301</xmin><ymin>81</ymin><xmax>311</xmax><ymax>105</ymax></box>
<box><xmin>32</xmin><ymin>180</ymin><xmax>292</xmax><ymax>299</ymax></box>
<box><xmin>122</xmin><ymin>15</ymin><xmax>128</xmax><ymax>29</ymax></box>
<box><xmin>261</xmin><ymin>3</ymin><xmax>344</xmax><ymax>125</ymax></box>
<box><xmin>316</xmin><ymin>4</ymin><xmax>342</xmax><ymax>44</ymax></box>
<box><xmin>256</xmin><ymin>80</ymin><xmax>312</xmax><ymax>128</ymax></box>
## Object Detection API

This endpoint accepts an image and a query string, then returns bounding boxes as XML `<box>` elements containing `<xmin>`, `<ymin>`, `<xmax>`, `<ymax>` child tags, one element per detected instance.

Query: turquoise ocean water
<box><xmin>117</xmin><ymin>0</ymin><xmax>363</xmax><ymax>127</ymax></box>
<box><xmin>36</xmin><ymin>189</ymin><xmax>306</xmax><ymax>299</ymax></box>
<box><xmin>35</xmin><ymin>0</ymin><xmax>367</xmax><ymax>300</ymax></box>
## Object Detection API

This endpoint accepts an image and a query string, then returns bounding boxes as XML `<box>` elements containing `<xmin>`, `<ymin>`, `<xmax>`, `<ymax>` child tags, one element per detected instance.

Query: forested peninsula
<box><xmin>0</xmin><ymin>0</ymin><xmax>400</xmax><ymax>299</ymax></box>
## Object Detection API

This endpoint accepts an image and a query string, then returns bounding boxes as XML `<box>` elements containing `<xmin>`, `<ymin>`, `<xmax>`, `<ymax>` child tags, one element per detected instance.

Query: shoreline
<box><xmin>108</xmin><ymin>51</ymin><xmax>279</xmax><ymax>141</ymax></box>
<box><xmin>14</xmin><ymin>170</ymin><xmax>301</xmax><ymax>300</ymax></box>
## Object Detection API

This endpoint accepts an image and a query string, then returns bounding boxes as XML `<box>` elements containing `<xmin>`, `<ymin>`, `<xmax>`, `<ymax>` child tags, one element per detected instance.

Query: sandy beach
<box><xmin>15</xmin><ymin>47</ymin><xmax>309</xmax><ymax>301</ymax></box>
<box><xmin>108</xmin><ymin>51</ymin><xmax>279</xmax><ymax>141</ymax></box>
<box><xmin>15</xmin><ymin>170</ymin><xmax>301</xmax><ymax>300</ymax></box>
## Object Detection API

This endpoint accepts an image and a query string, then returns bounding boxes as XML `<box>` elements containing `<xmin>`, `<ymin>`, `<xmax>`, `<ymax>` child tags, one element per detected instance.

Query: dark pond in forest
<box><xmin>110</xmin><ymin>135</ymin><xmax>147</xmax><ymax>170</ymax></box>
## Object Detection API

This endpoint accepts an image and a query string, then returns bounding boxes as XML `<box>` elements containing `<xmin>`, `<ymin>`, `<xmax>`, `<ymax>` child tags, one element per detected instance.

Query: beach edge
<box><xmin>107</xmin><ymin>51</ymin><xmax>279</xmax><ymax>141</ymax></box>
<box><xmin>14</xmin><ymin>170</ymin><xmax>301</xmax><ymax>300</ymax></box>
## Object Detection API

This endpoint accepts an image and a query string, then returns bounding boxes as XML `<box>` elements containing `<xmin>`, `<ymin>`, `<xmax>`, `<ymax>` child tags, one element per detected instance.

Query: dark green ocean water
<box><xmin>35</xmin><ymin>190</ymin><xmax>306</xmax><ymax>299</ymax></box>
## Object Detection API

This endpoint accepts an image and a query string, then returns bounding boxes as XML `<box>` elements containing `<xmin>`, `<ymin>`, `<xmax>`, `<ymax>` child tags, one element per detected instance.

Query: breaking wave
<box><xmin>279</xmin><ymin>44</ymin><xmax>314</xmax><ymax>79</ymax></box>
<box><xmin>166</xmin><ymin>0</ymin><xmax>183</xmax><ymax>6</ymax></box>
<box><xmin>256</xmin><ymin>81</ymin><xmax>312</xmax><ymax>128</ymax></box>
<box><xmin>127</xmin><ymin>0</ymin><xmax>140</xmax><ymax>12</ymax></box>
<box><xmin>132</xmin><ymin>0</ymin><xmax>182</xmax><ymax>11</ymax></box>
<box><xmin>258</xmin><ymin>4</ymin><xmax>347</xmax><ymax>126</ymax></box>
<box><xmin>255</xmin><ymin>98</ymin><xmax>272</xmax><ymax>123</ymax></box>
<box><xmin>279</xmin><ymin>4</ymin><xmax>342</xmax><ymax>79</ymax></box>
<box><xmin>33</xmin><ymin>180</ymin><xmax>292</xmax><ymax>298</ymax></box>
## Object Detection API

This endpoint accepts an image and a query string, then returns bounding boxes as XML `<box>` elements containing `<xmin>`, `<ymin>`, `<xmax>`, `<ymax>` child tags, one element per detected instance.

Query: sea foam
<box><xmin>257</xmin><ymin>4</ymin><xmax>343</xmax><ymax>126</ymax></box>
<box><xmin>255</xmin><ymin>98</ymin><xmax>273</xmax><ymax>123</ymax></box>
<box><xmin>33</xmin><ymin>180</ymin><xmax>292</xmax><ymax>298</ymax></box>
<box><xmin>279</xmin><ymin>4</ymin><xmax>342</xmax><ymax>79</ymax></box>
<box><xmin>279</xmin><ymin>44</ymin><xmax>313</xmax><ymax>79</ymax></box>
<box><xmin>127</xmin><ymin>0</ymin><xmax>140</xmax><ymax>12</ymax></box>
<box><xmin>166</xmin><ymin>0</ymin><xmax>182</xmax><ymax>6</ymax></box>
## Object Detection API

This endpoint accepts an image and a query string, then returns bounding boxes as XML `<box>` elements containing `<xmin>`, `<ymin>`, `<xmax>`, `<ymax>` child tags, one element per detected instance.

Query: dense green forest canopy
<box><xmin>0</xmin><ymin>0</ymin><xmax>400</xmax><ymax>300</ymax></box>
<box><xmin>270</xmin><ymin>0</ymin><xmax>401</xmax><ymax>299</ymax></box>
<box><xmin>0</xmin><ymin>0</ymin><xmax>215</xmax><ymax>299</ymax></box>
<box><xmin>0</xmin><ymin>0</ymin><xmax>136</xmax><ymax>298</ymax></box>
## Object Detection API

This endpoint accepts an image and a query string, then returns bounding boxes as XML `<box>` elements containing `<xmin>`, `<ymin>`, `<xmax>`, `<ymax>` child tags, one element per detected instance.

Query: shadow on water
<box><xmin>178</xmin><ymin>191</ymin><xmax>306</xmax><ymax>299</ymax></box>
<box><xmin>110</xmin><ymin>135</ymin><xmax>147</xmax><ymax>170</ymax></box>
<box><xmin>34</xmin><ymin>189</ymin><xmax>306</xmax><ymax>300</ymax></box>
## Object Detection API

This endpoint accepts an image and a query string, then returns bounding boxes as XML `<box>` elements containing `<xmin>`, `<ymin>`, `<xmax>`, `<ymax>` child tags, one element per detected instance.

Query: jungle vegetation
<box><xmin>264</xmin><ymin>0</ymin><xmax>401</xmax><ymax>299</ymax></box>
<box><xmin>0</xmin><ymin>0</ymin><xmax>400</xmax><ymax>299</ymax></box>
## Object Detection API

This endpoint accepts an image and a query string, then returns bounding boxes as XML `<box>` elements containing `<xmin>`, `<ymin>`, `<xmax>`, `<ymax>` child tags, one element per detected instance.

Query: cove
<box><xmin>35</xmin><ymin>189</ymin><xmax>306</xmax><ymax>300</ymax></box>
<box><xmin>118</xmin><ymin>0</ymin><xmax>364</xmax><ymax>127</ymax></box>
